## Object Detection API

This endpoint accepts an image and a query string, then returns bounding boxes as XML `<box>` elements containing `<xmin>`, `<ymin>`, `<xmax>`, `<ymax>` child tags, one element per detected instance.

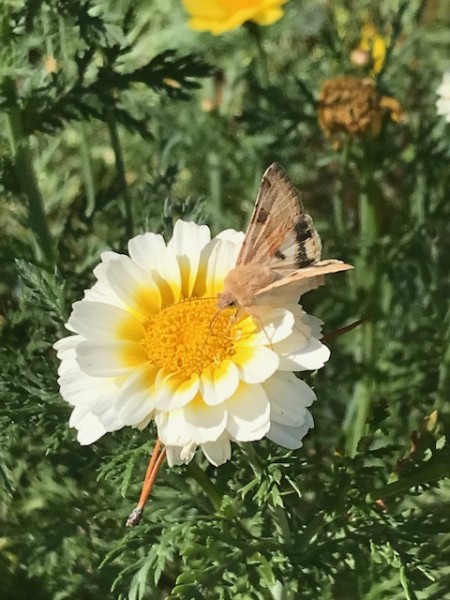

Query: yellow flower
<box><xmin>354</xmin><ymin>23</ymin><xmax>388</xmax><ymax>76</ymax></box>
<box><xmin>182</xmin><ymin>0</ymin><xmax>287</xmax><ymax>35</ymax></box>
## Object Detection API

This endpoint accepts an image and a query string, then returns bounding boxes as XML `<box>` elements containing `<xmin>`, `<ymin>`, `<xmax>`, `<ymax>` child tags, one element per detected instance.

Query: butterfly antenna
<box><xmin>126</xmin><ymin>438</ymin><xmax>166</xmax><ymax>527</ymax></box>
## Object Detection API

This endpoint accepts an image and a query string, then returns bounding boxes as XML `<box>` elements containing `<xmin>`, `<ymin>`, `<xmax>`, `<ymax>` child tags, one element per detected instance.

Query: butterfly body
<box><xmin>217</xmin><ymin>163</ymin><xmax>352</xmax><ymax>312</ymax></box>
<box><xmin>218</xmin><ymin>264</ymin><xmax>281</xmax><ymax>309</ymax></box>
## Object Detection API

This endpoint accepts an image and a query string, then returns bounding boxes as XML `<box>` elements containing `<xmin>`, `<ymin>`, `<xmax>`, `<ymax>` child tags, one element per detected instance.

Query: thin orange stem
<box><xmin>137</xmin><ymin>446</ymin><xmax>166</xmax><ymax>510</ymax></box>
<box><xmin>141</xmin><ymin>438</ymin><xmax>162</xmax><ymax>492</ymax></box>
<box><xmin>322</xmin><ymin>317</ymin><xmax>368</xmax><ymax>342</ymax></box>
<box><xmin>126</xmin><ymin>439</ymin><xmax>167</xmax><ymax>527</ymax></box>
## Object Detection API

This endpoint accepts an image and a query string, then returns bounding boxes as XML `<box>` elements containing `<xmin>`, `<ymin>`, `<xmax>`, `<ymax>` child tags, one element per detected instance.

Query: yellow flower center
<box><xmin>142</xmin><ymin>299</ymin><xmax>237</xmax><ymax>378</ymax></box>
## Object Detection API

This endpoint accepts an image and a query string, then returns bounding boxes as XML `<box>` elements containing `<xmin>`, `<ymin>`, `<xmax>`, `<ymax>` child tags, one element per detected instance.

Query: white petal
<box><xmin>271</xmin><ymin>329</ymin><xmax>307</xmax><ymax>364</ymax></box>
<box><xmin>277</xmin><ymin>336</ymin><xmax>330</xmax><ymax>371</ymax></box>
<box><xmin>102</xmin><ymin>255</ymin><xmax>161</xmax><ymax>317</ymax></box>
<box><xmin>114</xmin><ymin>366</ymin><xmax>158</xmax><ymax>426</ymax></box>
<box><xmin>69</xmin><ymin>403</ymin><xmax>92</xmax><ymax>427</ymax></box>
<box><xmin>226</xmin><ymin>382</ymin><xmax>270</xmax><ymax>441</ymax></box>
<box><xmin>168</xmin><ymin>220</ymin><xmax>211</xmax><ymax>255</ymax></box>
<box><xmin>167</xmin><ymin>220</ymin><xmax>211</xmax><ymax>298</ymax></box>
<box><xmin>166</xmin><ymin>442</ymin><xmax>197</xmax><ymax>466</ymax></box>
<box><xmin>128</xmin><ymin>233</ymin><xmax>182</xmax><ymax>304</ymax></box>
<box><xmin>134</xmin><ymin>413</ymin><xmax>153</xmax><ymax>430</ymax></box>
<box><xmin>184</xmin><ymin>397</ymin><xmax>227</xmax><ymax>444</ymax></box>
<box><xmin>56</xmin><ymin>343</ymin><xmax>123</xmax><ymax>412</ymax></box>
<box><xmin>215</xmin><ymin>229</ymin><xmax>244</xmax><ymax>246</ymax></box>
<box><xmin>301</xmin><ymin>313</ymin><xmax>324</xmax><ymax>339</ymax></box>
<box><xmin>241</xmin><ymin>307</ymin><xmax>295</xmax><ymax>346</ymax></box>
<box><xmin>59</xmin><ymin>350</ymin><xmax>125</xmax><ymax>432</ymax></box>
<box><xmin>266</xmin><ymin>411</ymin><xmax>314</xmax><ymax>450</ymax></box>
<box><xmin>72</xmin><ymin>411</ymin><xmax>108</xmax><ymax>445</ymax></box>
<box><xmin>234</xmin><ymin>345</ymin><xmax>279</xmax><ymax>383</ymax></box>
<box><xmin>88</xmin><ymin>252</ymin><xmax>129</xmax><ymax>308</ymax></box>
<box><xmin>76</xmin><ymin>340</ymin><xmax>147</xmax><ymax>376</ymax></box>
<box><xmin>155</xmin><ymin>410</ymin><xmax>190</xmax><ymax>446</ymax></box>
<box><xmin>154</xmin><ymin>372</ymin><xmax>200</xmax><ymax>411</ymax></box>
<box><xmin>58</xmin><ymin>366</ymin><xmax>107</xmax><ymax>404</ymax></box>
<box><xmin>180</xmin><ymin>441</ymin><xmax>197</xmax><ymax>462</ymax></box>
<box><xmin>202</xmin><ymin>237</ymin><xmax>241</xmax><ymax>296</ymax></box>
<box><xmin>201</xmin><ymin>433</ymin><xmax>232</xmax><ymax>466</ymax></box>
<box><xmin>91</xmin><ymin>402</ymin><xmax>124</xmax><ymax>432</ymax></box>
<box><xmin>92</xmin><ymin>251</ymin><xmax>121</xmax><ymax>283</ymax></box>
<box><xmin>54</xmin><ymin>334</ymin><xmax>82</xmax><ymax>355</ymax></box>
<box><xmin>83</xmin><ymin>282</ymin><xmax>125</xmax><ymax>308</ymax></box>
<box><xmin>200</xmin><ymin>360</ymin><xmax>239</xmax><ymax>406</ymax></box>
<box><xmin>128</xmin><ymin>232</ymin><xmax>165</xmax><ymax>264</ymax></box>
<box><xmin>67</xmin><ymin>301</ymin><xmax>144</xmax><ymax>341</ymax></box>
<box><xmin>263</xmin><ymin>372</ymin><xmax>315</xmax><ymax>426</ymax></box>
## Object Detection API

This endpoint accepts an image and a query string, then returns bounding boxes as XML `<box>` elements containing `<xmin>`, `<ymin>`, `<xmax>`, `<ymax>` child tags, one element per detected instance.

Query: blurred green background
<box><xmin>1</xmin><ymin>0</ymin><xmax>450</xmax><ymax>598</ymax></box>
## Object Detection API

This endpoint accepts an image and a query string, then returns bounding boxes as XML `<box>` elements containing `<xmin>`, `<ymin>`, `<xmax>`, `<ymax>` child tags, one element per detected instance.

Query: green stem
<box><xmin>6</xmin><ymin>86</ymin><xmax>55</xmax><ymax>265</ymax></box>
<box><xmin>105</xmin><ymin>109</ymin><xmax>134</xmax><ymax>240</ymax></box>
<box><xmin>346</xmin><ymin>158</ymin><xmax>378</xmax><ymax>455</ymax></box>
<box><xmin>41</xmin><ymin>5</ymin><xmax>53</xmax><ymax>56</ymax></box>
<box><xmin>80</xmin><ymin>123</ymin><xmax>96</xmax><ymax>217</ymax></box>
<box><xmin>359</xmin><ymin>185</ymin><xmax>378</xmax><ymax>248</ymax></box>
<box><xmin>186</xmin><ymin>462</ymin><xmax>222</xmax><ymax>511</ymax></box>
<box><xmin>346</xmin><ymin>333</ymin><xmax>374</xmax><ymax>456</ymax></box>
<box><xmin>57</xmin><ymin>16</ymin><xmax>96</xmax><ymax>218</ymax></box>
<box><xmin>369</xmin><ymin>459</ymin><xmax>449</xmax><ymax>501</ymax></box>
<box><xmin>332</xmin><ymin>139</ymin><xmax>352</xmax><ymax>239</ymax></box>
<box><xmin>245</xmin><ymin>22</ymin><xmax>269</xmax><ymax>86</ymax></box>
<box><xmin>208</xmin><ymin>152</ymin><xmax>222</xmax><ymax>227</ymax></box>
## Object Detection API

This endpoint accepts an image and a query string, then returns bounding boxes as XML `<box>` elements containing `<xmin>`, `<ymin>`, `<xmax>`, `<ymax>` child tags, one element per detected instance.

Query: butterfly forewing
<box><xmin>236</xmin><ymin>163</ymin><xmax>322</xmax><ymax>271</ymax></box>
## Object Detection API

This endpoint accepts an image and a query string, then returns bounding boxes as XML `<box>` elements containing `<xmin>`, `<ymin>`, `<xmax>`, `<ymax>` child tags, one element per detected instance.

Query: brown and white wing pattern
<box><xmin>236</xmin><ymin>163</ymin><xmax>322</xmax><ymax>272</ymax></box>
<box><xmin>253</xmin><ymin>259</ymin><xmax>353</xmax><ymax>305</ymax></box>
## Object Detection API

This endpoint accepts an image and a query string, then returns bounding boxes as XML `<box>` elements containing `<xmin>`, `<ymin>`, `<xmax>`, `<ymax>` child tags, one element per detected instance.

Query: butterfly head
<box><xmin>217</xmin><ymin>292</ymin><xmax>237</xmax><ymax>310</ymax></box>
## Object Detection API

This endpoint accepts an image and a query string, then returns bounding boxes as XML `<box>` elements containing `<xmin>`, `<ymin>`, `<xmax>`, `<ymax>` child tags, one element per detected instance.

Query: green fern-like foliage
<box><xmin>1</xmin><ymin>0</ymin><xmax>450</xmax><ymax>599</ymax></box>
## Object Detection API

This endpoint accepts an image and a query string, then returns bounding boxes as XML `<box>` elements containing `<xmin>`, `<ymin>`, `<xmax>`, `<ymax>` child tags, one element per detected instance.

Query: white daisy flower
<box><xmin>436</xmin><ymin>70</ymin><xmax>450</xmax><ymax>123</ymax></box>
<box><xmin>54</xmin><ymin>220</ymin><xmax>330</xmax><ymax>468</ymax></box>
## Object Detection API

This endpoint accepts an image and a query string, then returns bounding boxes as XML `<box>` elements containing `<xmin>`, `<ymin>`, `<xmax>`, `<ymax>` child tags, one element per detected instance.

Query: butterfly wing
<box><xmin>236</xmin><ymin>163</ymin><xmax>322</xmax><ymax>271</ymax></box>
<box><xmin>253</xmin><ymin>259</ymin><xmax>353</xmax><ymax>304</ymax></box>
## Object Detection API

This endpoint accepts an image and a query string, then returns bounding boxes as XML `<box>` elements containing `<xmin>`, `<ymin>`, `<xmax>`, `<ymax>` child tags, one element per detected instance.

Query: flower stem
<box><xmin>332</xmin><ymin>138</ymin><xmax>352</xmax><ymax>239</ymax></box>
<box><xmin>105</xmin><ymin>108</ymin><xmax>134</xmax><ymax>240</ymax></box>
<box><xmin>245</xmin><ymin>22</ymin><xmax>269</xmax><ymax>86</ymax></box>
<box><xmin>57</xmin><ymin>15</ymin><xmax>96</xmax><ymax>217</ymax></box>
<box><xmin>359</xmin><ymin>173</ymin><xmax>378</xmax><ymax>247</ymax></box>
<box><xmin>346</xmin><ymin>154</ymin><xmax>378</xmax><ymax>455</ymax></box>
<box><xmin>79</xmin><ymin>122</ymin><xmax>97</xmax><ymax>217</ymax></box>
<box><xmin>5</xmin><ymin>80</ymin><xmax>55</xmax><ymax>265</ymax></box>
<box><xmin>186</xmin><ymin>461</ymin><xmax>222</xmax><ymax>511</ymax></box>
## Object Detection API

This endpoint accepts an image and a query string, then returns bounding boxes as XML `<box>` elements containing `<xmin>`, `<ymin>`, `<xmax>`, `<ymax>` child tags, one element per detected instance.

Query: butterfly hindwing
<box><xmin>236</xmin><ymin>163</ymin><xmax>322</xmax><ymax>271</ymax></box>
